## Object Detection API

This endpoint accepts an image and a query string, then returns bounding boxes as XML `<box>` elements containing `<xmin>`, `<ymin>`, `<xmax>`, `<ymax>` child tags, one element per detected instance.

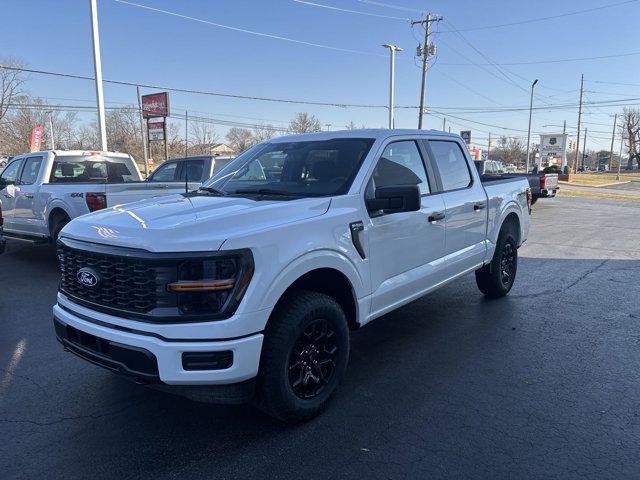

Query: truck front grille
<box><xmin>58</xmin><ymin>242</ymin><xmax>160</xmax><ymax>314</ymax></box>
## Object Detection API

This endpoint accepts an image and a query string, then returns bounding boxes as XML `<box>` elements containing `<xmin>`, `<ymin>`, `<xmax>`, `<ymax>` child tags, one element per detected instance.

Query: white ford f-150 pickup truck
<box><xmin>0</xmin><ymin>150</ymin><xmax>219</xmax><ymax>244</ymax></box>
<box><xmin>52</xmin><ymin>130</ymin><xmax>531</xmax><ymax>422</ymax></box>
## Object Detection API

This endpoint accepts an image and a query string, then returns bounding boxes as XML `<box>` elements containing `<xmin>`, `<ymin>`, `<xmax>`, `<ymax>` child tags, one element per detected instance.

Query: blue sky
<box><xmin>3</xmin><ymin>0</ymin><xmax>640</xmax><ymax>151</ymax></box>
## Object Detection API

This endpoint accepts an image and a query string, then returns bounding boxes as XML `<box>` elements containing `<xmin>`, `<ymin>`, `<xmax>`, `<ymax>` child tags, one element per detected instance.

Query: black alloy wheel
<box><xmin>500</xmin><ymin>242</ymin><xmax>516</xmax><ymax>287</ymax></box>
<box><xmin>288</xmin><ymin>319</ymin><xmax>338</xmax><ymax>399</ymax></box>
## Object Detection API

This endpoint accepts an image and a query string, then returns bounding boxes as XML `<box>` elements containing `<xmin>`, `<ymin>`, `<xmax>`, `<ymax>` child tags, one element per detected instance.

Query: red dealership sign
<box><xmin>30</xmin><ymin>126</ymin><xmax>44</xmax><ymax>152</ymax></box>
<box><xmin>141</xmin><ymin>92</ymin><xmax>170</xmax><ymax>118</ymax></box>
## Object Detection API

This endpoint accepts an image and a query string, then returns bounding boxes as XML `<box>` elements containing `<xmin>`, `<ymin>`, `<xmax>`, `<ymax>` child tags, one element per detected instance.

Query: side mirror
<box><xmin>366</xmin><ymin>185</ymin><xmax>421</xmax><ymax>214</ymax></box>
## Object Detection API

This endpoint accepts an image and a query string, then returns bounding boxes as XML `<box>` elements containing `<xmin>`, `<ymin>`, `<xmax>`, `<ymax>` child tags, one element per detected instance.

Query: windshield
<box><xmin>49</xmin><ymin>155</ymin><xmax>138</xmax><ymax>183</ymax></box>
<box><xmin>203</xmin><ymin>138</ymin><xmax>375</xmax><ymax>197</ymax></box>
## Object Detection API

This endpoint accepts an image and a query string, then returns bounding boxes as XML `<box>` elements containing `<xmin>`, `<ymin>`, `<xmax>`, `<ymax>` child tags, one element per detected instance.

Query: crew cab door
<box><xmin>12</xmin><ymin>154</ymin><xmax>45</xmax><ymax>235</ymax></box>
<box><xmin>0</xmin><ymin>158</ymin><xmax>24</xmax><ymax>231</ymax></box>
<box><xmin>366</xmin><ymin>139</ymin><xmax>447</xmax><ymax>316</ymax></box>
<box><xmin>145</xmin><ymin>160</ymin><xmax>187</xmax><ymax>197</ymax></box>
<box><xmin>424</xmin><ymin>139</ymin><xmax>488</xmax><ymax>275</ymax></box>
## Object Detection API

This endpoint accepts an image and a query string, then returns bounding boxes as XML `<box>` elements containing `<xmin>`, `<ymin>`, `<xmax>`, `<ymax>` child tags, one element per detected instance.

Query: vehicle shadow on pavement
<box><xmin>2</xmin><ymin>246</ymin><xmax>640</xmax><ymax>479</ymax></box>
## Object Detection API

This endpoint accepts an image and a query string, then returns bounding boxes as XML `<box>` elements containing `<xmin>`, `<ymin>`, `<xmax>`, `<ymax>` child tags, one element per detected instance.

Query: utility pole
<box><xmin>47</xmin><ymin>110</ymin><xmax>55</xmax><ymax>150</ymax></box>
<box><xmin>442</xmin><ymin>117</ymin><xmax>446</xmax><ymax>131</ymax></box>
<box><xmin>136</xmin><ymin>86</ymin><xmax>149</xmax><ymax>178</ymax></box>
<box><xmin>89</xmin><ymin>0</ymin><xmax>107</xmax><ymax>151</ymax></box>
<box><xmin>382</xmin><ymin>44</ymin><xmax>402</xmax><ymax>128</ymax></box>
<box><xmin>413</xmin><ymin>13</ymin><xmax>442</xmax><ymax>129</ymax></box>
<box><xmin>573</xmin><ymin>74</ymin><xmax>584</xmax><ymax>173</ymax></box>
<box><xmin>581</xmin><ymin>127</ymin><xmax>588</xmax><ymax>170</ymax></box>
<box><xmin>325</xmin><ymin>123</ymin><xmax>332</xmax><ymax>131</ymax></box>
<box><xmin>525</xmin><ymin>79</ymin><xmax>538</xmax><ymax>173</ymax></box>
<box><xmin>562</xmin><ymin>120</ymin><xmax>566</xmax><ymax>134</ymax></box>
<box><xmin>609</xmin><ymin>113</ymin><xmax>618</xmax><ymax>178</ymax></box>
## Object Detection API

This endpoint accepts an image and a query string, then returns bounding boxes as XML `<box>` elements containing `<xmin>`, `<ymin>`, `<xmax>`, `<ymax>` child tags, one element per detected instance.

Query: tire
<box><xmin>256</xmin><ymin>290</ymin><xmax>350</xmax><ymax>423</ymax></box>
<box><xmin>49</xmin><ymin>216</ymin><xmax>69</xmax><ymax>249</ymax></box>
<box><xmin>475</xmin><ymin>230</ymin><xmax>518</xmax><ymax>298</ymax></box>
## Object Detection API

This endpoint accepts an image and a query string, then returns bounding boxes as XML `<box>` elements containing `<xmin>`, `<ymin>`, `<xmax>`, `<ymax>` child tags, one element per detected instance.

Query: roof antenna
<box><xmin>185</xmin><ymin>160</ymin><xmax>189</xmax><ymax>194</ymax></box>
<box><xmin>185</xmin><ymin>111</ymin><xmax>189</xmax><ymax>194</ymax></box>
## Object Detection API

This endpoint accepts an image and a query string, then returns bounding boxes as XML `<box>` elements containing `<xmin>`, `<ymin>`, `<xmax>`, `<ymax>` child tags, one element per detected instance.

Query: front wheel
<box><xmin>475</xmin><ymin>231</ymin><xmax>518</xmax><ymax>298</ymax></box>
<box><xmin>256</xmin><ymin>290</ymin><xmax>350</xmax><ymax>423</ymax></box>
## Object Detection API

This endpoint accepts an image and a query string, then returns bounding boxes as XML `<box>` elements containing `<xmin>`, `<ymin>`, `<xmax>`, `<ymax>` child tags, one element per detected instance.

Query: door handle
<box><xmin>474</xmin><ymin>202</ymin><xmax>486</xmax><ymax>211</ymax></box>
<box><xmin>24</xmin><ymin>194</ymin><xmax>34</xmax><ymax>199</ymax></box>
<box><xmin>428</xmin><ymin>211</ymin><xmax>445</xmax><ymax>222</ymax></box>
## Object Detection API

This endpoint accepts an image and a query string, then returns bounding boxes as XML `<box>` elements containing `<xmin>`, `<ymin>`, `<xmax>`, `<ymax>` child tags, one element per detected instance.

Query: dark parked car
<box><xmin>148</xmin><ymin>155</ymin><xmax>236</xmax><ymax>186</ymax></box>
<box><xmin>474</xmin><ymin>160</ymin><xmax>559</xmax><ymax>205</ymax></box>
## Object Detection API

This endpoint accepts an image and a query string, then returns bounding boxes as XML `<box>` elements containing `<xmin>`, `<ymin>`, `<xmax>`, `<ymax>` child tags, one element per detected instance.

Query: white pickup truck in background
<box><xmin>0</xmin><ymin>151</ymin><xmax>231</xmax><ymax>244</ymax></box>
<box><xmin>53</xmin><ymin>129</ymin><xmax>531</xmax><ymax>422</ymax></box>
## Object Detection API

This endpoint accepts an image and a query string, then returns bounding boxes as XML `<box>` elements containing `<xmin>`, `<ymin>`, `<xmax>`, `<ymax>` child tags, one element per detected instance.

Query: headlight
<box><xmin>168</xmin><ymin>249</ymin><xmax>254</xmax><ymax>316</ymax></box>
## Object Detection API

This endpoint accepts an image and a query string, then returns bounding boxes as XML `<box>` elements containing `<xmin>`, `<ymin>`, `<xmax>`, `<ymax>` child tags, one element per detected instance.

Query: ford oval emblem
<box><xmin>77</xmin><ymin>267</ymin><xmax>100</xmax><ymax>287</ymax></box>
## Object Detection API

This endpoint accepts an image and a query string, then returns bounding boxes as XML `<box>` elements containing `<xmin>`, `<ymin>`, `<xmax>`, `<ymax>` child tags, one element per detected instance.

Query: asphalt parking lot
<box><xmin>1</xmin><ymin>196</ymin><xmax>639</xmax><ymax>479</ymax></box>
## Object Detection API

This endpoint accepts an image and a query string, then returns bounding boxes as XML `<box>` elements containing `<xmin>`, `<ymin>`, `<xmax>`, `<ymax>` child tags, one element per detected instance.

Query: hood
<box><xmin>61</xmin><ymin>193</ymin><xmax>331</xmax><ymax>252</ymax></box>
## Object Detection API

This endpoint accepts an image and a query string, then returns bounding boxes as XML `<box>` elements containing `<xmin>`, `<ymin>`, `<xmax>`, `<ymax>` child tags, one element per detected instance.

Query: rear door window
<box><xmin>178</xmin><ymin>160</ymin><xmax>204</xmax><ymax>182</ymax></box>
<box><xmin>428</xmin><ymin>141</ymin><xmax>472</xmax><ymax>191</ymax></box>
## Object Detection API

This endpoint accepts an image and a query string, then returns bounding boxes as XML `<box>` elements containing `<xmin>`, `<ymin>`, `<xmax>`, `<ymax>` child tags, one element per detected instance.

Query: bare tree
<box><xmin>189</xmin><ymin>121</ymin><xmax>219</xmax><ymax>155</ymax></box>
<box><xmin>0</xmin><ymin>58</ymin><xmax>27</xmax><ymax>126</ymax></box>
<box><xmin>289</xmin><ymin>112</ymin><xmax>322</xmax><ymax>134</ymax></box>
<box><xmin>226</xmin><ymin>127</ymin><xmax>256</xmax><ymax>153</ymax></box>
<box><xmin>621</xmin><ymin>107</ymin><xmax>640</xmax><ymax>170</ymax></box>
<box><xmin>253</xmin><ymin>124</ymin><xmax>278</xmax><ymax>142</ymax></box>
<box><xmin>345</xmin><ymin>121</ymin><xmax>357</xmax><ymax>130</ymax></box>
<box><xmin>0</xmin><ymin>97</ymin><xmax>78</xmax><ymax>155</ymax></box>
<box><xmin>493</xmin><ymin>136</ymin><xmax>526</xmax><ymax>167</ymax></box>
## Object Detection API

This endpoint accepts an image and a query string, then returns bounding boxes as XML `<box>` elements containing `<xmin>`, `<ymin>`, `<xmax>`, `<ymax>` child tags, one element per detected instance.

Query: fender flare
<box><xmin>258</xmin><ymin>249</ymin><xmax>366</xmax><ymax>313</ymax></box>
<box><xmin>45</xmin><ymin>199</ymin><xmax>73</xmax><ymax>229</ymax></box>
<box><xmin>494</xmin><ymin>200</ymin><xmax>523</xmax><ymax>244</ymax></box>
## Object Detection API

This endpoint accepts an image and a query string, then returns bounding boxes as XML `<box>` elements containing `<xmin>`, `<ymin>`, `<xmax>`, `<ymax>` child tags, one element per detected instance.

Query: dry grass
<box><xmin>567</xmin><ymin>172</ymin><xmax>640</xmax><ymax>187</ymax></box>
<box><xmin>558</xmin><ymin>189</ymin><xmax>640</xmax><ymax>201</ymax></box>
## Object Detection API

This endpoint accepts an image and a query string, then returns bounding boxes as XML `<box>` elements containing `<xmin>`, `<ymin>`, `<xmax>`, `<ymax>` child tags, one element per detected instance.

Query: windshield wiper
<box><xmin>233</xmin><ymin>188</ymin><xmax>304</xmax><ymax>197</ymax></box>
<box><xmin>198</xmin><ymin>186</ymin><xmax>228</xmax><ymax>196</ymax></box>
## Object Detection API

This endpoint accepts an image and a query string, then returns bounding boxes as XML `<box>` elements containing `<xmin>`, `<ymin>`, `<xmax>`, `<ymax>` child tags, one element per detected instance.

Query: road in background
<box><xmin>1</xmin><ymin>196</ymin><xmax>639</xmax><ymax>479</ymax></box>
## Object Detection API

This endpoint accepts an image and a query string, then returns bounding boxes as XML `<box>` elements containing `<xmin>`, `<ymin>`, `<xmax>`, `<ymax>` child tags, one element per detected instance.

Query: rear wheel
<box><xmin>475</xmin><ymin>230</ymin><xmax>518</xmax><ymax>298</ymax></box>
<box><xmin>49</xmin><ymin>215</ymin><xmax>69</xmax><ymax>249</ymax></box>
<box><xmin>256</xmin><ymin>290</ymin><xmax>349</xmax><ymax>423</ymax></box>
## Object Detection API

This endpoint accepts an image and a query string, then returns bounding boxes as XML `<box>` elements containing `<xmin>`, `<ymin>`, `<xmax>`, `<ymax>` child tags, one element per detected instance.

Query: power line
<box><xmin>357</xmin><ymin>0</ymin><xmax>423</xmax><ymax>13</ymax></box>
<box><xmin>437</xmin><ymin>0</ymin><xmax>639</xmax><ymax>33</ymax></box>
<box><xmin>0</xmin><ymin>65</ymin><xmax>388</xmax><ymax>109</ymax></box>
<box><xmin>441</xmin><ymin>20</ymin><xmax>531</xmax><ymax>96</ymax></box>
<box><xmin>292</xmin><ymin>0</ymin><xmax>408</xmax><ymax>20</ymax></box>
<box><xmin>115</xmin><ymin>0</ymin><xmax>383</xmax><ymax>57</ymax></box>
<box><xmin>438</xmin><ymin>49</ymin><xmax>640</xmax><ymax>66</ymax></box>
<box><xmin>586</xmin><ymin>79</ymin><xmax>640</xmax><ymax>88</ymax></box>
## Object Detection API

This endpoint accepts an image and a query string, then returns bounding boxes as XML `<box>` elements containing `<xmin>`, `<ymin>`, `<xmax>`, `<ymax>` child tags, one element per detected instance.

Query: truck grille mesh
<box><xmin>58</xmin><ymin>243</ymin><xmax>159</xmax><ymax>313</ymax></box>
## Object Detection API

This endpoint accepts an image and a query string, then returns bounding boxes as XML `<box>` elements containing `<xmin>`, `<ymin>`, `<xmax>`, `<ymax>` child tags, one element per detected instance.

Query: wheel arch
<box><xmin>47</xmin><ymin>205</ymin><xmax>71</xmax><ymax>239</ymax></box>
<box><xmin>259</xmin><ymin>251</ymin><xmax>366</xmax><ymax>331</ymax></box>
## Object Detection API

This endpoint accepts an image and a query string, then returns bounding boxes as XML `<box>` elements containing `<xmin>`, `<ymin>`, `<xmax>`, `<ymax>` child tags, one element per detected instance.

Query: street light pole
<box><xmin>525</xmin><ymin>79</ymin><xmax>538</xmax><ymax>173</ymax></box>
<box><xmin>90</xmin><ymin>0</ymin><xmax>108</xmax><ymax>151</ymax></box>
<box><xmin>47</xmin><ymin>110</ymin><xmax>55</xmax><ymax>150</ymax></box>
<box><xmin>382</xmin><ymin>44</ymin><xmax>402</xmax><ymax>129</ymax></box>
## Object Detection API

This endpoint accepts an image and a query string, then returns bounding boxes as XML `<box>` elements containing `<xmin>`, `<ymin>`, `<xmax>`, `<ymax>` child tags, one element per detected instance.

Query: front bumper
<box><xmin>53</xmin><ymin>302</ymin><xmax>264</xmax><ymax>386</ymax></box>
